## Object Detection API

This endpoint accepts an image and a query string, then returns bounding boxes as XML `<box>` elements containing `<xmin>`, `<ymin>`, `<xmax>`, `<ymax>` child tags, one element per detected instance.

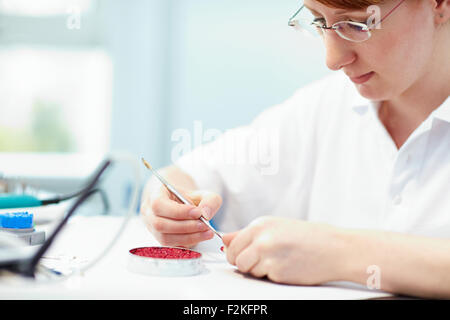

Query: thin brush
<box><xmin>142</xmin><ymin>158</ymin><xmax>223</xmax><ymax>242</ymax></box>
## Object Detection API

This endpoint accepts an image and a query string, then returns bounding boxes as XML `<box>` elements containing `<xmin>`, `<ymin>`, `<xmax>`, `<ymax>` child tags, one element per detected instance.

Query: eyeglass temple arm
<box><xmin>373</xmin><ymin>0</ymin><xmax>406</xmax><ymax>28</ymax></box>
<box><xmin>288</xmin><ymin>5</ymin><xmax>304</xmax><ymax>26</ymax></box>
<box><xmin>289</xmin><ymin>0</ymin><xmax>406</xmax><ymax>29</ymax></box>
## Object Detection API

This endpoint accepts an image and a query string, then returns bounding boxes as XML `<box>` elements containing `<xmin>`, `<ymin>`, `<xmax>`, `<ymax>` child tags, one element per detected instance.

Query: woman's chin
<box><xmin>354</xmin><ymin>82</ymin><xmax>390</xmax><ymax>102</ymax></box>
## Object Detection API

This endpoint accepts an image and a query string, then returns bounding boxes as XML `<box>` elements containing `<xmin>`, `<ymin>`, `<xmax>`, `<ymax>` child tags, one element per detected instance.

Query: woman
<box><xmin>140</xmin><ymin>0</ymin><xmax>450</xmax><ymax>298</ymax></box>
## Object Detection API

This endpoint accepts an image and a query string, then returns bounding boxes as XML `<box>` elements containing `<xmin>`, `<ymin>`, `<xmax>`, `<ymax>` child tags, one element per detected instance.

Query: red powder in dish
<box><xmin>130</xmin><ymin>247</ymin><xmax>201</xmax><ymax>259</ymax></box>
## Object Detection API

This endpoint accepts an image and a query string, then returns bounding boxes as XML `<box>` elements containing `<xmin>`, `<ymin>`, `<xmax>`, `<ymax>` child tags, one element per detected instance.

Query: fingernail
<box><xmin>189</xmin><ymin>208</ymin><xmax>201</xmax><ymax>219</ymax></box>
<box><xmin>197</xmin><ymin>221</ymin><xmax>206</xmax><ymax>230</ymax></box>
<box><xmin>203</xmin><ymin>230</ymin><xmax>214</xmax><ymax>239</ymax></box>
<box><xmin>201</xmin><ymin>206</ymin><xmax>212</xmax><ymax>220</ymax></box>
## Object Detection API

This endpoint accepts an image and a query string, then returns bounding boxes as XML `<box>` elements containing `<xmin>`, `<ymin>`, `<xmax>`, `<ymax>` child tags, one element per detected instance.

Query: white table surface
<box><xmin>0</xmin><ymin>215</ymin><xmax>393</xmax><ymax>300</ymax></box>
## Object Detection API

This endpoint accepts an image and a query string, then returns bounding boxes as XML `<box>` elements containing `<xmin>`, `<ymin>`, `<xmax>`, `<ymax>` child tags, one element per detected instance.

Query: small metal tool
<box><xmin>141</xmin><ymin>158</ymin><xmax>223</xmax><ymax>241</ymax></box>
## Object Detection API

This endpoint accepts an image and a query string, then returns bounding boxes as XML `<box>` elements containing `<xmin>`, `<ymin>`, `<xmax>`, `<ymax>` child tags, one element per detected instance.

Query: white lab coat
<box><xmin>176</xmin><ymin>71</ymin><xmax>450</xmax><ymax>237</ymax></box>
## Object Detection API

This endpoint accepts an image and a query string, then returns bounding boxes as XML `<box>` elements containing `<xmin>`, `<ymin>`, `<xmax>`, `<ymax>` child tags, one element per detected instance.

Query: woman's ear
<box><xmin>433</xmin><ymin>0</ymin><xmax>450</xmax><ymax>24</ymax></box>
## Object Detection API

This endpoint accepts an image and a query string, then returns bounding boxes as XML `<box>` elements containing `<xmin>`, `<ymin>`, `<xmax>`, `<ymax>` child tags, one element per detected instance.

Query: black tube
<box><xmin>20</xmin><ymin>160</ymin><xmax>112</xmax><ymax>277</ymax></box>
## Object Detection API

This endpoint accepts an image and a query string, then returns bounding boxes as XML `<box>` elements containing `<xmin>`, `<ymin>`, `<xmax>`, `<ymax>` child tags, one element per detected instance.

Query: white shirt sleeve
<box><xmin>174</xmin><ymin>80</ymin><xmax>324</xmax><ymax>232</ymax></box>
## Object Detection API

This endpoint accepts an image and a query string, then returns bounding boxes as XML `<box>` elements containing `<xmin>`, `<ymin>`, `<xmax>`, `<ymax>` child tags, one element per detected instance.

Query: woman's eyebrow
<box><xmin>304</xmin><ymin>4</ymin><xmax>366</xmax><ymax>16</ymax></box>
<box><xmin>304</xmin><ymin>4</ymin><xmax>322</xmax><ymax>15</ymax></box>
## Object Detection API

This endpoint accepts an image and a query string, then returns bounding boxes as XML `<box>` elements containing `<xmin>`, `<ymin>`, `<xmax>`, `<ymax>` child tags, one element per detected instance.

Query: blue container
<box><xmin>0</xmin><ymin>212</ymin><xmax>34</xmax><ymax>229</ymax></box>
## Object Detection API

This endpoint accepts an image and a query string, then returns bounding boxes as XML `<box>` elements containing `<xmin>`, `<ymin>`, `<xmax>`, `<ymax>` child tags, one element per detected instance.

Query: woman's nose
<box><xmin>323</xmin><ymin>32</ymin><xmax>356</xmax><ymax>71</ymax></box>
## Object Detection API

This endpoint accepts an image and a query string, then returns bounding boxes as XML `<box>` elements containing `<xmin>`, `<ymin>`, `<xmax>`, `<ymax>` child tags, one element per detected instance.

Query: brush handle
<box><xmin>151</xmin><ymin>169</ymin><xmax>223</xmax><ymax>240</ymax></box>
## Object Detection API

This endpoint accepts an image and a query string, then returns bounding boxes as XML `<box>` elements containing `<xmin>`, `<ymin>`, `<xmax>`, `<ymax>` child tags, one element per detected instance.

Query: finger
<box><xmin>226</xmin><ymin>229</ymin><xmax>254</xmax><ymax>266</ymax></box>
<box><xmin>222</xmin><ymin>231</ymin><xmax>239</xmax><ymax>247</ymax></box>
<box><xmin>157</xmin><ymin>230</ymin><xmax>215</xmax><ymax>248</ymax></box>
<box><xmin>140</xmin><ymin>186</ymin><xmax>162</xmax><ymax>215</ymax></box>
<box><xmin>143</xmin><ymin>183</ymin><xmax>171</xmax><ymax>207</ymax></box>
<box><xmin>151</xmin><ymin>197</ymin><xmax>197</xmax><ymax>220</ymax></box>
<box><xmin>151</xmin><ymin>215</ymin><xmax>211</xmax><ymax>234</ymax></box>
<box><xmin>234</xmin><ymin>245</ymin><xmax>260</xmax><ymax>274</ymax></box>
<box><xmin>165</xmin><ymin>186</ymin><xmax>195</xmax><ymax>204</ymax></box>
<box><xmin>188</xmin><ymin>190</ymin><xmax>222</xmax><ymax>220</ymax></box>
<box><xmin>248</xmin><ymin>260</ymin><xmax>269</xmax><ymax>279</ymax></box>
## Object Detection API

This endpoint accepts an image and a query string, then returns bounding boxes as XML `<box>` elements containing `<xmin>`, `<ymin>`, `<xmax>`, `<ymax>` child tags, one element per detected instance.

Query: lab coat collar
<box><xmin>432</xmin><ymin>96</ymin><xmax>450</xmax><ymax>124</ymax></box>
<box><xmin>350</xmin><ymin>90</ymin><xmax>450</xmax><ymax>124</ymax></box>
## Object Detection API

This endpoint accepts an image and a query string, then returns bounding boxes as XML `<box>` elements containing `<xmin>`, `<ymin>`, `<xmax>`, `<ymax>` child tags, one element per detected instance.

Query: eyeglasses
<box><xmin>288</xmin><ymin>0</ymin><xmax>406</xmax><ymax>43</ymax></box>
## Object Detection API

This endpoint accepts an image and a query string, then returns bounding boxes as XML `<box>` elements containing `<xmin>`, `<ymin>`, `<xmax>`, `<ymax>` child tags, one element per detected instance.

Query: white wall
<box><xmin>0</xmin><ymin>0</ymin><xmax>332</xmax><ymax>212</ymax></box>
<box><xmin>162</xmin><ymin>0</ymin><xmax>331</xmax><ymax>165</ymax></box>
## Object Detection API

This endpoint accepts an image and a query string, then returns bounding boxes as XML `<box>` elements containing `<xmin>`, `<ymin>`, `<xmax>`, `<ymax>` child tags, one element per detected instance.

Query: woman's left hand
<box><xmin>222</xmin><ymin>216</ymin><xmax>350</xmax><ymax>285</ymax></box>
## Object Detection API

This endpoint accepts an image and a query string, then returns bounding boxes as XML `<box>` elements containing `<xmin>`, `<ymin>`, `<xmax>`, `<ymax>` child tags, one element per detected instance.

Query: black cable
<box><xmin>40</xmin><ymin>189</ymin><xmax>86</xmax><ymax>206</ymax></box>
<box><xmin>20</xmin><ymin>160</ymin><xmax>112</xmax><ymax>277</ymax></box>
<box><xmin>40</xmin><ymin>182</ymin><xmax>107</xmax><ymax>206</ymax></box>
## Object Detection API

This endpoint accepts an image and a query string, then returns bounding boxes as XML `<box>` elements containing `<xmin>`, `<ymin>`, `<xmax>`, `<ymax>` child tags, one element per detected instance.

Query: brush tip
<box><xmin>141</xmin><ymin>158</ymin><xmax>152</xmax><ymax>170</ymax></box>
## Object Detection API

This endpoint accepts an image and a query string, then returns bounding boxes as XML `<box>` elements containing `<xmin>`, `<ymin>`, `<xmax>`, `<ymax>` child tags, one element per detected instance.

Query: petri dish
<box><xmin>127</xmin><ymin>246</ymin><xmax>204</xmax><ymax>277</ymax></box>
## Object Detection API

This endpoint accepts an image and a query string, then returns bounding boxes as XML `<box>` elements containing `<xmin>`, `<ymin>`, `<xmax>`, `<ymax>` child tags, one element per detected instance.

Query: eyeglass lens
<box><xmin>292</xmin><ymin>6</ymin><xmax>371</xmax><ymax>42</ymax></box>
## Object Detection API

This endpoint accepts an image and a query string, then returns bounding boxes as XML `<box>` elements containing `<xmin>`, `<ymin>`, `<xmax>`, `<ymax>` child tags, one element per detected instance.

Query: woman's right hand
<box><xmin>140</xmin><ymin>183</ymin><xmax>222</xmax><ymax>248</ymax></box>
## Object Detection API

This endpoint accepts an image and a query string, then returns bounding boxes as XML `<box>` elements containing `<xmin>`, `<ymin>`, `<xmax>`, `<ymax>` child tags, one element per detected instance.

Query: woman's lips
<box><xmin>349</xmin><ymin>71</ymin><xmax>375</xmax><ymax>84</ymax></box>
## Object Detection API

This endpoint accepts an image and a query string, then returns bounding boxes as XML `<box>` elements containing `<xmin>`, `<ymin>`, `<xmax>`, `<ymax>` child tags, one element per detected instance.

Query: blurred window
<box><xmin>0</xmin><ymin>0</ymin><xmax>112</xmax><ymax>154</ymax></box>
